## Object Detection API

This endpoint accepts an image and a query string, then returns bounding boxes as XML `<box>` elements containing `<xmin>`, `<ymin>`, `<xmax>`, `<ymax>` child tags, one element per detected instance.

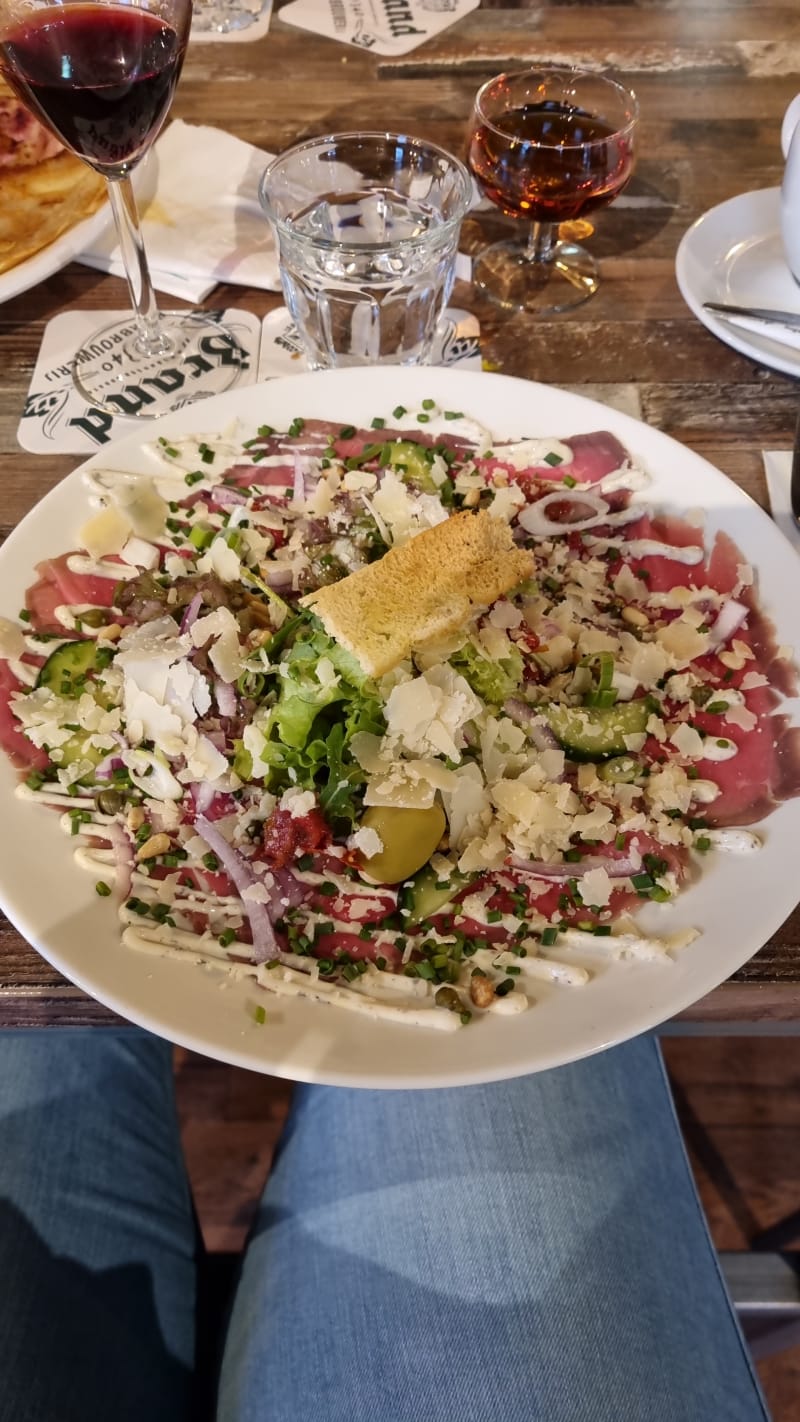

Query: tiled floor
<box><xmin>175</xmin><ymin>1035</ymin><xmax>800</xmax><ymax>1419</ymax></box>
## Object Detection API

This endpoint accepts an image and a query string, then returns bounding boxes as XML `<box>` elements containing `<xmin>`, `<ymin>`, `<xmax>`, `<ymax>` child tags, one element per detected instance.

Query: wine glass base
<box><xmin>473</xmin><ymin>239</ymin><xmax>599</xmax><ymax>314</ymax></box>
<box><xmin>72</xmin><ymin>312</ymin><xmax>249</xmax><ymax>419</ymax></box>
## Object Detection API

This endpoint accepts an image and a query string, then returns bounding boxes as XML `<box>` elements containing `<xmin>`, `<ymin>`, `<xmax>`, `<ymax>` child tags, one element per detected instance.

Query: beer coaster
<box><xmin>190</xmin><ymin>0</ymin><xmax>273</xmax><ymax>42</ymax></box>
<box><xmin>257</xmin><ymin>305</ymin><xmax>482</xmax><ymax>377</ymax></box>
<box><xmin>279</xmin><ymin>0</ymin><xmax>479</xmax><ymax>57</ymax></box>
<box><xmin>18</xmin><ymin>308</ymin><xmax>261</xmax><ymax>455</ymax></box>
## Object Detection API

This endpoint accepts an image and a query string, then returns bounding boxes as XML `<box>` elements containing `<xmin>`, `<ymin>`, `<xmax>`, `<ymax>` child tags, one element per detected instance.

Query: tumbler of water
<box><xmin>259</xmin><ymin>132</ymin><xmax>472</xmax><ymax>368</ymax></box>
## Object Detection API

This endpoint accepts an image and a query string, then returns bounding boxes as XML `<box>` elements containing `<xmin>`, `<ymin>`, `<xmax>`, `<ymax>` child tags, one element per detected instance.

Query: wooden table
<box><xmin>1</xmin><ymin>0</ymin><xmax>799</xmax><ymax>1026</ymax></box>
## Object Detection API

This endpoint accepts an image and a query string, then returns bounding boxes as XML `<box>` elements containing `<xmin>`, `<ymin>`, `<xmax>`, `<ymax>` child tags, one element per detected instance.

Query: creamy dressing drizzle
<box><xmin>585</xmin><ymin>537</ymin><xmax>705</xmax><ymax>564</ymax></box>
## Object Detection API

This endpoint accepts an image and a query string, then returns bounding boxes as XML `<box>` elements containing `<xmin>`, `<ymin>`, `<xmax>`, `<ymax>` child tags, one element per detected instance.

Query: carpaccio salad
<box><xmin>1</xmin><ymin>401</ymin><xmax>798</xmax><ymax>1032</ymax></box>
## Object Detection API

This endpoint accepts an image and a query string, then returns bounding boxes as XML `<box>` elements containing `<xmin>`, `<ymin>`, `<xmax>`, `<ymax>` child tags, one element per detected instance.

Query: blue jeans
<box><xmin>0</xmin><ymin>1030</ymin><xmax>767</xmax><ymax>1422</ymax></box>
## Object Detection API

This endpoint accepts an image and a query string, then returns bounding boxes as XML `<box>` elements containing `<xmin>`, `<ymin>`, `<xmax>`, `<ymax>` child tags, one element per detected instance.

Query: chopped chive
<box><xmin>543</xmin><ymin>452</ymin><xmax>563</xmax><ymax>467</ymax></box>
<box><xmin>184</xmin><ymin>471</ymin><xmax>203</xmax><ymax>486</ymax></box>
<box><xmin>338</xmin><ymin>425</ymin><xmax>356</xmax><ymax>439</ymax></box>
<box><xmin>287</xmin><ymin>418</ymin><xmax>305</xmax><ymax>437</ymax></box>
<box><xmin>695</xmin><ymin>835</ymin><xmax>712</xmax><ymax>852</ymax></box>
<box><xmin>615</xmin><ymin>832</ymin><xmax>626</xmax><ymax>851</ymax></box>
<box><xmin>421</xmin><ymin>398</ymin><xmax>435</xmax><ymax>410</ymax></box>
<box><xmin>459</xmin><ymin>1011</ymin><xmax>472</xmax><ymax>1025</ymax></box>
<box><xmin>19</xmin><ymin>608</ymin><xmax>31</xmax><ymax>622</ymax></box>
<box><xmin>95</xmin><ymin>881</ymin><xmax>111</xmax><ymax>897</ymax></box>
<box><xmin>257</xmin><ymin>424</ymin><xmax>275</xmax><ymax>438</ymax></box>
<box><xmin>189</xmin><ymin>525</ymin><xmax>214</xmax><ymax>551</ymax></box>
<box><xmin>392</xmin><ymin>405</ymin><xmax>406</xmax><ymax>418</ymax></box>
<box><xmin>563</xmin><ymin>474</ymin><xmax>577</xmax><ymax>488</ymax></box>
<box><xmin>253</xmin><ymin>1004</ymin><xmax>266</xmax><ymax>1024</ymax></box>
<box><xmin>218</xmin><ymin>928</ymin><xmax>237</xmax><ymax>947</ymax></box>
<box><xmin>495</xmin><ymin>978</ymin><xmax>515</xmax><ymax>997</ymax></box>
<box><xmin>416</xmin><ymin>414</ymin><xmax>430</xmax><ymax>424</ymax></box>
<box><xmin>443</xmin><ymin>410</ymin><xmax>463</xmax><ymax>420</ymax></box>
<box><xmin>370</xmin><ymin>416</ymin><xmax>385</xmax><ymax>429</ymax></box>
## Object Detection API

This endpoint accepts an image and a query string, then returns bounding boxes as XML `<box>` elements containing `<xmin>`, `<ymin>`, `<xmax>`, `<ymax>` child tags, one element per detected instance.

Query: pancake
<box><xmin>0</xmin><ymin>76</ymin><xmax>106</xmax><ymax>276</ymax></box>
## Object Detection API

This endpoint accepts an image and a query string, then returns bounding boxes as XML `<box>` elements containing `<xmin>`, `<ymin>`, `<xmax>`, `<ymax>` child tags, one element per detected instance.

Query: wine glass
<box><xmin>0</xmin><ymin>0</ymin><xmax>245</xmax><ymax>417</ymax></box>
<box><xmin>467</xmin><ymin>67</ymin><xmax>638</xmax><ymax>314</ymax></box>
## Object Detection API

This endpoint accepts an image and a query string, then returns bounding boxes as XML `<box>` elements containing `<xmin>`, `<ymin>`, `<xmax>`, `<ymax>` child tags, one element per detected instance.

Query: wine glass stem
<box><xmin>525</xmin><ymin>221</ymin><xmax>558</xmax><ymax>265</ymax></box>
<box><xmin>106</xmin><ymin>175</ymin><xmax>169</xmax><ymax>357</ymax></box>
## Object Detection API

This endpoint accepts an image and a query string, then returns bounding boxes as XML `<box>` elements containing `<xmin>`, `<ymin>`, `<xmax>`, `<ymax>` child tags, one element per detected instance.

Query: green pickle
<box><xmin>542</xmin><ymin>699</ymin><xmax>651</xmax><ymax>761</ymax></box>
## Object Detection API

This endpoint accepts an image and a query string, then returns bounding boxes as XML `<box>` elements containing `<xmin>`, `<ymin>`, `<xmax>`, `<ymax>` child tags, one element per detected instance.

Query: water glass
<box><xmin>259</xmin><ymin>131</ymin><xmax>472</xmax><ymax>369</ymax></box>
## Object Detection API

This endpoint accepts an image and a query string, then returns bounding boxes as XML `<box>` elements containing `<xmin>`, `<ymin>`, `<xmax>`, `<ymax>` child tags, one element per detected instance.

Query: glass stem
<box><xmin>106</xmin><ymin>175</ymin><xmax>168</xmax><ymax>355</ymax></box>
<box><xmin>525</xmin><ymin>221</ymin><xmax>558</xmax><ymax>265</ymax></box>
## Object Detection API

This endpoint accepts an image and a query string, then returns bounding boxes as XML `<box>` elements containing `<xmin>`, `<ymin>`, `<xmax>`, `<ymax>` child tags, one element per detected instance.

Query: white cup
<box><xmin>780</xmin><ymin>94</ymin><xmax>800</xmax><ymax>284</ymax></box>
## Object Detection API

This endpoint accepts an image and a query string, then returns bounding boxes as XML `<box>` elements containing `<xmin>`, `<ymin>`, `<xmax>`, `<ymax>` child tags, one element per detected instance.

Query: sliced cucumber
<box><xmin>36</xmin><ymin>639</ymin><xmax>100</xmax><ymax>694</ymax></box>
<box><xmin>403</xmin><ymin>865</ymin><xmax>470</xmax><ymax>925</ymax></box>
<box><xmin>383</xmin><ymin>440</ymin><xmax>437</xmax><ymax>492</ymax></box>
<box><xmin>542</xmin><ymin>699</ymin><xmax>651</xmax><ymax>761</ymax></box>
<box><xmin>57</xmin><ymin>732</ymin><xmax>106</xmax><ymax>772</ymax></box>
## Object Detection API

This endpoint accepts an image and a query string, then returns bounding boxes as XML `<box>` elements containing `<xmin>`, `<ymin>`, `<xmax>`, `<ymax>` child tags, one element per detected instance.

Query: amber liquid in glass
<box><xmin>468</xmin><ymin>99</ymin><xmax>634</xmax><ymax>223</ymax></box>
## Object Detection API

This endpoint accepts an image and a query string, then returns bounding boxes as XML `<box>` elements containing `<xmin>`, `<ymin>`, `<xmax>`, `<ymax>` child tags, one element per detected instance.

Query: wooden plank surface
<box><xmin>1</xmin><ymin>0</ymin><xmax>799</xmax><ymax>1024</ymax></box>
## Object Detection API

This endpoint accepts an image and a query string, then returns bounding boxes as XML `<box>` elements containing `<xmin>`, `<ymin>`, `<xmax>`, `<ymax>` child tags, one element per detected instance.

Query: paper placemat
<box><xmin>279</xmin><ymin>0</ymin><xmax>479</xmax><ymax>56</ymax></box>
<box><xmin>762</xmin><ymin>449</ymin><xmax>800</xmax><ymax>552</ymax></box>
<box><xmin>18</xmin><ymin>309</ymin><xmax>261</xmax><ymax>455</ymax></box>
<box><xmin>257</xmin><ymin>305</ymin><xmax>481</xmax><ymax>379</ymax></box>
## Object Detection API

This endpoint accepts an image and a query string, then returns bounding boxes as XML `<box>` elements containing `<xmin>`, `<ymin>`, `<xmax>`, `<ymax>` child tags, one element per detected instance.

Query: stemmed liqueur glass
<box><xmin>0</xmin><ymin>0</ymin><xmax>244</xmax><ymax>417</ymax></box>
<box><xmin>467</xmin><ymin>68</ymin><xmax>638</xmax><ymax>314</ymax></box>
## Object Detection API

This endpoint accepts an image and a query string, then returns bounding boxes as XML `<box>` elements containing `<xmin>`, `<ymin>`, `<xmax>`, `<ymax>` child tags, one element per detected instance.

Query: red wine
<box><xmin>469</xmin><ymin>100</ymin><xmax>634</xmax><ymax>223</ymax></box>
<box><xmin>0</xmin><ymin>4</ymin><xmax>187</xmax><ymax>173</ymax></box>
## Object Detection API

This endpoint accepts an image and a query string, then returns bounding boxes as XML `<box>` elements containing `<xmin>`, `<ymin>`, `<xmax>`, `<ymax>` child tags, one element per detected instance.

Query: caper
<box><xmin>96</xmin><ymin>788</ymin><xmax>124</xmax><ymax>815</ymax></box>
<box><xmin>358</xmin><ymin>803</ymin><xmax>446</xmax><ymax>886</ymax></box>
<box><xmin>434</xmin><ymin>985</ymin><xmax>462</xmax><ymax>1013</ymax></box>
<box><xmin>79</xmin><ymin>608</ymin><xmax>109</xmax><ymax>628</ymax></box>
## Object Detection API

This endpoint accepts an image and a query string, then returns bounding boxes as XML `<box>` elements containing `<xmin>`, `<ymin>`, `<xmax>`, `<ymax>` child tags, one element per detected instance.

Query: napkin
<box><xmin>716</xmin><ymin>312</ymin><xmax>800</xmax><ymax>354</ymax></box>
<box><xmin>78</xmin><ymin>121</ymin><xmax>281</xmax><ymax>302</ymax></box>
<box><xmin>762</xmin><ymin>450</ymin><xmax>800</xmax><ymax>552</ymax></box>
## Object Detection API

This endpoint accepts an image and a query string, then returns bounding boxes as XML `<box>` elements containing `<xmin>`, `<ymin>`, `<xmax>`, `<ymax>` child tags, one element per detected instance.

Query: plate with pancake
<box><xmin>0</xmin><ymin>76</ymin><xmax>109</xmax><ymax>304</ymax></box>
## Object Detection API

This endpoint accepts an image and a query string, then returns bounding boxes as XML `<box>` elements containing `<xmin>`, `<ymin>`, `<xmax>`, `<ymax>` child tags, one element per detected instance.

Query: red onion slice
<box><xmin>504</xmin><ymin>698</ymin><xmax>561</xmax><ymax>752</ymax></box>
<box><xmin>510</xmin><ymin>853</ymin><xmax>640</xmax><ymax>880</ymax></box>
<box><xmin>180</xmin><ymin>593</ymin><xmax>203</xmax><ymax>634</ymax></box>
<box><xmin>195</xmin><ymin>814</ymin><xmax>278</xmax><ymax>962</ymax></box>
<box><xmin>210</xmin><ymin>485</ymin><xmax>248</xmax><ymax>507</ymax></box>
<box><xmin>265</xmin><ymin>564</ymin><xmax>293</xmax><ymax>589</ymax></box>
<box><xmin>518</xmin><ymin>489</ymin><xmax>611</xmax><ymax>538</ymax></box>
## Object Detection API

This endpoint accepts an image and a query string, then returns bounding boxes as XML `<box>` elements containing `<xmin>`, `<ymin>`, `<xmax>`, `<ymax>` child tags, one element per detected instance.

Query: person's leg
<box><xmin>218</xmin><ymin>1034</ymin><xmax>767</xmax><ymax>1422</ymax></box>
<box><xmin>0</xmin><ymin>1028</ymin><xmax>197</xmax><ymax>1422</ymax></box>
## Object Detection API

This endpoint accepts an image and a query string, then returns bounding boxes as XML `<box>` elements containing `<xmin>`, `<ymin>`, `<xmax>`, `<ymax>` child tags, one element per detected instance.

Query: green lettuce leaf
<box><xmin>449</xmin><ymin>639</ymin><xmax>523</xmax><ymax>707</ymax></box>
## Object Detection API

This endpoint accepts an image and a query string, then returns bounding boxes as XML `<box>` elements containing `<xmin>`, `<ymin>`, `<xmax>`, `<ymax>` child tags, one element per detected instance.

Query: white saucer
<box><xmin>675</xmin><ymin>186</ymin><xmax>800</xmax><ymax>378</ymax></box>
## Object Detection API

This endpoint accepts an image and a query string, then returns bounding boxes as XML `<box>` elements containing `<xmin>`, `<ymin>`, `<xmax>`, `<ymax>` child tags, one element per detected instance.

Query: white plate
<box><xmin>1</xmin><ymin>367</ymin><xmax>799</xmax><ymax>1087</ymax></box>
<box><xmin>675</xmin><ymin>186</ymin><xmax>800</xmax><ymax>377</ymax></box>
<box><xmin>0</xmin><ymin>199</ymin><xmax>112</xmax><ymax>306</ymax></box>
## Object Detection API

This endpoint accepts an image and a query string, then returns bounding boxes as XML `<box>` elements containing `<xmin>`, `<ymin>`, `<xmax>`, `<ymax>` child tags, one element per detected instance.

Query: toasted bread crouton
<box><xmin>300</xmin><ymin>510</ymin><xmax>534</xmax><ymax>677</ymax></box>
